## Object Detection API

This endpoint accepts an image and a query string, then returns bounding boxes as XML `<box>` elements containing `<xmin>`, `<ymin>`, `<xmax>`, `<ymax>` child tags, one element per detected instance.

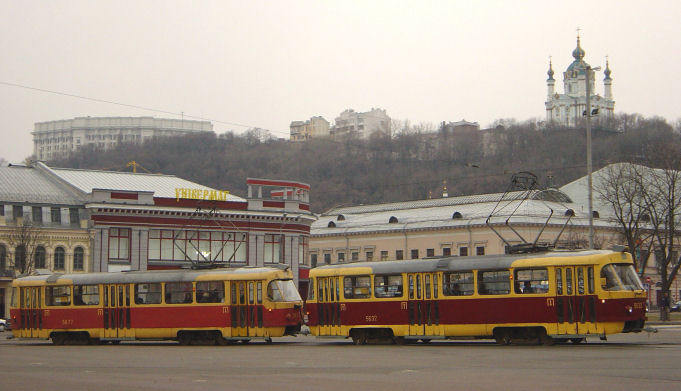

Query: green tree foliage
<box><xmin>50</xmin><ymin>113</ymin><xmax>680</xmax><ymax>213</ymax></box>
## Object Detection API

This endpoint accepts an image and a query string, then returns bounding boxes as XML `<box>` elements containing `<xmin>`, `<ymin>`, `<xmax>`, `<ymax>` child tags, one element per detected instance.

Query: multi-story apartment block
<box><xmin>33</xmin><ymin>116</ymin><xmax>213</xmax><ymax>160</ymax></box>
<box><xmin>330</xmin><ymin>108</ymin><xmax>391</xmax><ymax>140</ymax></box>
<box><xmin>290</xmin><ymin>116</ymin><xmax>331</xmax><ymax>142</ymax></box>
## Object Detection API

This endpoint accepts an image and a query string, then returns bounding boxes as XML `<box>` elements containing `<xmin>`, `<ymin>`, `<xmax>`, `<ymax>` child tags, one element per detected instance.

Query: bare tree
<box><xmin>640</xmin><ymin>144</ymin><xmax>681</xmax><ymax>320</ymax></box>
<box><xmin>6</xmin><ymin>219</ymin><xmax>41</xmax><ymax>276</ymax></box>
<box><xmin>594</xmin><ymin>163</ymin><xmax>654</xmax><ymax>274</ymax></box>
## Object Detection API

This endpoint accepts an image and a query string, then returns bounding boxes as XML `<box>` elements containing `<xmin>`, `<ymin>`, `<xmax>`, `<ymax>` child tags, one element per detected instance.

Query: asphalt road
<box><xmin>1</xmin><ymin>327</ymin><xmax>680</xmax><ymax>391</ymax></box>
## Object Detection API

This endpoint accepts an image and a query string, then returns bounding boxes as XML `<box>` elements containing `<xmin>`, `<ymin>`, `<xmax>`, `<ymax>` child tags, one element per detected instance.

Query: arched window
<box><xmin>592</xmin><ymin>211</ymin><xmax>600</xmax><ymax>219</ymax></box>
<box><xmin>54</xmin><ymin>247</ymin><xmax>66</xmax><ymax>270</ymax></box>
<box><xmin>0</xmin><ymin>244</ymin><xmax>6</xmax><ymax>270</ymax></box>
<box><xmin>73</xmin><ymin>247</ymin><xmax>84</xmax><ymax>271</ymax></box>
<box><xmin>389</xmin><ymin>216</ymin><xmax>398</xmax><ymax>224</ymax></box>
<box><xmin>452</xmin><ymin>212</ymin><xmax>463</xmax><ymax>219</ymax></box>
<box><xmin>327</xmin><ymin>221</ymin><xmax>336</xmax><ymax>228</ymax></box>
<box><xmin>564</xmin><ymin>209</ymin><xmax>575</xmax><ymax>217</ymax></box>
<box><xmin>337</xmin><ymin>214</ymin><xmax>345</xmax><ymax>221</ymax></box>
<box><xmin>34</xmin><ymin>246</ymin><xmax>46</xmax><ymax>269</ymax></box>
<box><xmin>15</xmin><ymin>245</ymin><xmax>26</xmax><ymax>272</ymax></box>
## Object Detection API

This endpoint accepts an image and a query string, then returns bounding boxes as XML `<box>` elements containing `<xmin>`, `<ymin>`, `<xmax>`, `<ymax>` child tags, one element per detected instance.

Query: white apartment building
<box><xmin>33</xmin><ymin>116</ymin><xmax>213</xmax><ymax>160</ymax></box>
<box><xmin>330</xmin><ymin>108</ymin><xmax>391</xmax><ymax>139</ymax></box>
<box><xmin>290</xmin><ymin>116</ymin><xmax>331</xmax><ymax>142</ymax></box>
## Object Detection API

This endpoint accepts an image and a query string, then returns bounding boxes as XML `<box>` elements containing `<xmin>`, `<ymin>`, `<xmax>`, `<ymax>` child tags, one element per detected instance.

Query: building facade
<box><xmin>290</xmin><ymin>116</ymin><xmax>331</xmax><ymax>142</ymax></box>
<box><xmin>330</xmin><ymin>108</ymin><xmax>391</xmax><ymax>139</ymax></box>
<box><xmin>545</xmin><ymin>36</ymin><xmax>614</xmax><ymax>127</ymax></box>
<box><xmin>0</xmin><ymin>162</ymin><xmax>315</xmax><ymax>319</ymax></box>
<box><xmin>33</xmin><ymin>116</ymin><xmax>213</xmax><ymax>160</ymax></box>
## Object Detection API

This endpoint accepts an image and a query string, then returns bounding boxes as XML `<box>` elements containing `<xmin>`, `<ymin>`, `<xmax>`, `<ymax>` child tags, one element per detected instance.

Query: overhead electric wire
<box><xmin>0</xmin><ymin>80</ymin><xmax>291</xmax><ymax>137</ymax></box>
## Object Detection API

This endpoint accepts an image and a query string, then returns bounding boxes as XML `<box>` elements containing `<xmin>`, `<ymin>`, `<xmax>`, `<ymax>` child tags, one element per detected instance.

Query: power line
<box><xmin>0</xmin><ymin>80</ymin><xmax>292</xmax><ymax>136</ymax></box>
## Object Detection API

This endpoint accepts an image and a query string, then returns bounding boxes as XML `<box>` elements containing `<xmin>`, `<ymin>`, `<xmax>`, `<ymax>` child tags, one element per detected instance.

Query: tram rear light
<box><xmin>268</xmin><ymin>308</ymin><xmax>272</xmax><ymax>312</ymax></box>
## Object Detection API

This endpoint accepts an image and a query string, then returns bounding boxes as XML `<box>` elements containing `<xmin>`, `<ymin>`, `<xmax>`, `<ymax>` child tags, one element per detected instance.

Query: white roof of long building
<box><xmin>42</xmin><ymin>164</ymin><xmax>245</xmax><ymax>201</ymax></box>
<box><xmin>312</xmin><ymin>190</ymin><xmax>614</xmax><ymax>236</ymax></box>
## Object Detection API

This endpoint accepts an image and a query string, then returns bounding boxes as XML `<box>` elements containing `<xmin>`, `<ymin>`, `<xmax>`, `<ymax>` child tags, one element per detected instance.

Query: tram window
<box><xmin>566</xmin><ymin>269</ymin><xmax>573</xmax><ymax>295</ymax></box>
<box><xmin>344</xmin><ymin>276</ymin><xmax>371</xmax><ymax>299</ymax></box>
<box><xmin>514</xmin><ymin>269</ymin><xmax>549</xmax><ymax>294</ymax></box>
<box><xmin>317</xmin><ymin>278</ymin><xmax>324</xmax><ymax>301</ymax></box>
<box><xmin>135</xmin><ymin>283</ymin><xmax>162</xmax><ymax>304</ymax></box>
<box><xmin>443</xmin><ymin>272</ymin><xmax>474</xmax><ymax>296</ymax></box>
<box><xmin>408</xmin><ymin>275</ymin><xmax>414</xmax><ymax>299</ymax></box>
<box><xmin>249</xmin><ymin>282</ymin><xmax>254</xmax><ymax>304</ymax></box>
<box><xmin>257</xmin><ymin>282</ymin><xmax>263</xmax><ymax>304</ymax></box>
<box><xmin>588</xmin><ymin>267</ymin><xmax>595</xmax><ymax>294</ymax></box>
<box><xmin>433</xmin><ymin>274</ymin><xmax>438</xmax><ymax>298</ymax></box>
<box><xmin>478</xmin><ymin>271</ymin><xmax>510</xmax><ymax>295</ymax></box>
<box><xmin>374</xmin><ymin>275</ymin><xmax>403</xmax><ymax>298</ymax></box>
<box><xmin>231</xmin><ymin>284</ymin><xmax>237</xmax><ymax>305</ymax></box>
<box><xmin>308</xmin><ymin>279</ymin><xmax>315</xmax><ymax>300</ymax></box>
<box><xmin>165</xmin><ymin>282</ymin><xmax>193</xmax><ymax>304</ymax></box>
<box><xmin>267</xmin><ymin>279</ymin><xmax>302</xmax><ymax>302</ymax></box>
<box><xmin>74</xmin><ymin>285</ymin><xmax>99</xmax><ymax>305</ymax></box>
<box><xmin>11</xmin><ymin>287</ymin><xmax>19</xmax><ymax>308</ymax></box>
<box><xmin>577</xmin><ymin>268</ymin><xmax>585</xmax><ymax>294</ymax></box>
<box><xmin>46</xmin><ymin>286</ymin><xmax>71</xmax><ymax>306</ymax></box>
<box><xmin>196</xmin><ymin>281</ymin><xmax>225</xmax><ymax>303</ymax></box>
<box><xmin>416</xmin><ymin>275</ymin><xmax>422</xmax><ymax>299</ymax></box>
<box><xmin>330</xmin><ymin>278</ymin><xmax>335</xmax><ymax>301</ymax></box>
<box><xmin>600</xmin><ymin>264</ymin><xmax>643</xmax><ymax>291</ymax></box>
<box><xmin>425</xmin><ymin>275</ymin><xmax>431</xmax><ymax>299</ymax></box>
<box><xmin>556</xmin><ymin>269</ymin><xmax>563</xmax><ymax>295</ymax></box>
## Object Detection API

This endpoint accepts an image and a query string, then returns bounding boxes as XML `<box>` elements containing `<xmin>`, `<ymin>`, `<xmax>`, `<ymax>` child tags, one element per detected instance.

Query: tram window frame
<box><xmin>344</xmin><ymin>275</ymin><xmax>371</xmax><ymax>299</ymax></box>
<box><xmin>196</xmin><ymin>281</ymin><xmax>225</xmax><ymax>303</ymax></box>
<box><xmin>443</xmin><ymin>272</ymin><xmax>474</xmax><ymax>296</ymax></box>
<box><xmin>165</xmin><ymin>282</ymin><xmax>193</xmax><ymax>304</ymax></box>
<box><xmin>46</xmin><ymin>286</ymin><xmax>71</xmax><ymax>306</ymax></box>
<box><xmin>73</xmin><ymin>284</ymin><xmax>99</xmax><ymax>305</ymax></box>
<box><xmin>134</xmin><ymin>283</ymin><xmax>162</xmax><ymax>304</ymax></box>
<box><xmin>308</xmin><ymin>278</ymin><xmax>315</xmax><ymax>300</ymax></box>
<box><xmin>577</xmin><ymin>267</ymin><xmax>585</xmax><ymax>294</ymax></box>
<box><xmin>566</xmin><ymin>269</ymin><xmax>573</xmax><ymax>295</ymax></box>
<box><xmin>587</xmin><ymin>266</ymin><xmax>595</xmax><ymax>294</ymax></box>
<box><xmin>556</xmin><ymin>268</ymin><xmax>563</xmax><ymax>295</ymax></box>
<box><xmin>478</xmin><ymin>270</ymin><xmax>510</xmax><ymax>295</ymax></box>
<box><xmin>425</xmin><ymin>274</ymin><xmax>431</xmax><ymax>299</ymax></box>
<box><xmin>374</xmin><ymin>274</ymin><xmax>403</xmax><ymax>298</ymax></box>
<box><xmin>514</xmin><ymin>268</ymin><xmax>549</xmax><ymax>294</ymax></box>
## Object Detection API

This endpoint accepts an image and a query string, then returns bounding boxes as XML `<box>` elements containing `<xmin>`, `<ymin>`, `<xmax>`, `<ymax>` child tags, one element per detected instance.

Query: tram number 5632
<box><xmin>365</xmin><ymin>315</ymin><xmax>378</xmax><ymax>322</ymax></box>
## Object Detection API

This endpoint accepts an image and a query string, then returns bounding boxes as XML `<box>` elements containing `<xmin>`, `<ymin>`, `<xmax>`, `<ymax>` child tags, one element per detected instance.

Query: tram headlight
<box><xmin>625</xmin><ymin>305</ymin><xmax>633</xmax><ymax>313</ymax></box>
<box><xmin>601</xmin><ymin>299</ymin><xmax>606</xmax><ymax>304</ymax></box>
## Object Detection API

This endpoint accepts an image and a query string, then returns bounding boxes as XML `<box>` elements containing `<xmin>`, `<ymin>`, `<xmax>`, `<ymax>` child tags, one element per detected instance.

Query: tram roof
<box><xmin>311</xmin><ymin>250</ymin><xmax>629</xmax><ymax>275</ymax></box>
<box><xmin>13</xmin><ymin>266</ymin><xmax>290</xmax><ymax>286</ymax></box>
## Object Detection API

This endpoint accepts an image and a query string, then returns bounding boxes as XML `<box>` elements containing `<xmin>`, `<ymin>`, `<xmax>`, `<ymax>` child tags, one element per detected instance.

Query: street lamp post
<box><xmin>585</xmin><ymin>65</ymin><xmax>600</xmax><ymax>249</ymax></box>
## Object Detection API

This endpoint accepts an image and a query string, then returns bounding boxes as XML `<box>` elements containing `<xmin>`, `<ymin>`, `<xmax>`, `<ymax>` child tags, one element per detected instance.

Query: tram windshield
<box><xmin>267</xmin><ymin>279</ymin><xmax>303</xmax><ymax>302</ymax></box>
<box><xmin>600</xmin><ymin>264</ymin><xmax>644</xmax><ymax>291</ymax></box>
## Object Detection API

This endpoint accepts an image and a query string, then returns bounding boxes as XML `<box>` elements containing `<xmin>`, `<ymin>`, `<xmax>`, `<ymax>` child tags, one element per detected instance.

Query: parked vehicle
<box><xmin>0</xmin><ymin>318</ymin><xmax>6</xmax><ymax>332</ymax></box>
<box><xmin>670</xmin><ymin>301</ymin><xmax>681</xmax><ymax>312</ymax></box>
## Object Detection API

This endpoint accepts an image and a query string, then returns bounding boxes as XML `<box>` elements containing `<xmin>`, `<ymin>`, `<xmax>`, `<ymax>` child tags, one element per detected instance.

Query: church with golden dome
<box><xmin>545</xmin><ymin>35</ymin><xmax>615</xmax><ymax>127</ymax></box>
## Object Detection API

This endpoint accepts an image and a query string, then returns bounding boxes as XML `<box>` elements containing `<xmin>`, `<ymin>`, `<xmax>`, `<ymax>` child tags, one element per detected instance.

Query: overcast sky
<box><xmin>1</xmin><ymin>0</ymin><xmax>679</xmax><ymax>163</ymax></box>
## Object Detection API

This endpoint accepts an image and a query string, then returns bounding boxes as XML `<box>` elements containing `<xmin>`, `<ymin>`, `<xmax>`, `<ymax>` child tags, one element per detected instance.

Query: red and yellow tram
<box><xmin>10</xmin><ymin>266</ymin><xmax>303</xmax><ymax>345</ymax></box>
<box><xmin>306</xmin><ymin>249</ymin><xmax>647</xmax><ymax>345</ymax></box>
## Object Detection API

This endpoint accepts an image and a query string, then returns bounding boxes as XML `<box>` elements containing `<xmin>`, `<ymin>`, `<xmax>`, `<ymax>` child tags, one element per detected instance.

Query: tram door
<box><xmin>230</xmin><ymin>281</ymin><xmax>263</xmax><ymax>338</ymax></box>
<box><xmin>408</xmin><ymin>273</ymin><xmax>440</xmax><ymax>336</ymax></box>
<box><xmin>555</xmin><ymin>267</ymin><xmax>595</xmax><ymax>335</ymax></box>
<box><xmin>103</xmin><ymin>284</ymin><xmax>132</xmax><ymax>339</ymax></box>
<box><xmin>317</xmin><ymin>277</ymin><xmax>341</xmax><ymax>336</ymax></box>
<box><xmin>20</xmin><ymin>287</ymin><xmax>42</xmax><ymax>338</ymax></box>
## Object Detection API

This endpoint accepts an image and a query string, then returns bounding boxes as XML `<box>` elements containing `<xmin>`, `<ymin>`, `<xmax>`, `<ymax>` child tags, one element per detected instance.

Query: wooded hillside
<box><xmin>51</xmin><ymin>114</ymin><xmax>679</xmax><ymax>213</ymax></box>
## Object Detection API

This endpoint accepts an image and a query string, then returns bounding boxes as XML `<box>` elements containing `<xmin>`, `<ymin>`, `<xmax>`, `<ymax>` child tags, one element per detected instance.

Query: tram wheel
<box><xmin>178</xmin><ymin>333</ymin><xmax>192</xmax><ymax>346</ymax></box>
<box><xmin>494</xmin><ymin>330</ymin><xmax>512</xmax><ymax>345</ymax></box>
<box><xmin>351</xmin><ymin>330</ymin><xmax>367</xmax><ymax>345</ymax></box>
<box><xmin>51</xmin><ymin>334</ymin><xmax>66</xmax><ymax>345</ymax></box>
<box><xmin>420</xmin><ymin>339</ymin><xmax>431</xmax><ymax>344</ymax></box>
<box><xmin>539</xmin><ymin>330</ymin><xmax>554</xmax><ymax>346</ymax></box>
<box><xmin>570</xmin><ymin>338</ymin><xmax>585</xmax><ymax>344</ymax></box>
